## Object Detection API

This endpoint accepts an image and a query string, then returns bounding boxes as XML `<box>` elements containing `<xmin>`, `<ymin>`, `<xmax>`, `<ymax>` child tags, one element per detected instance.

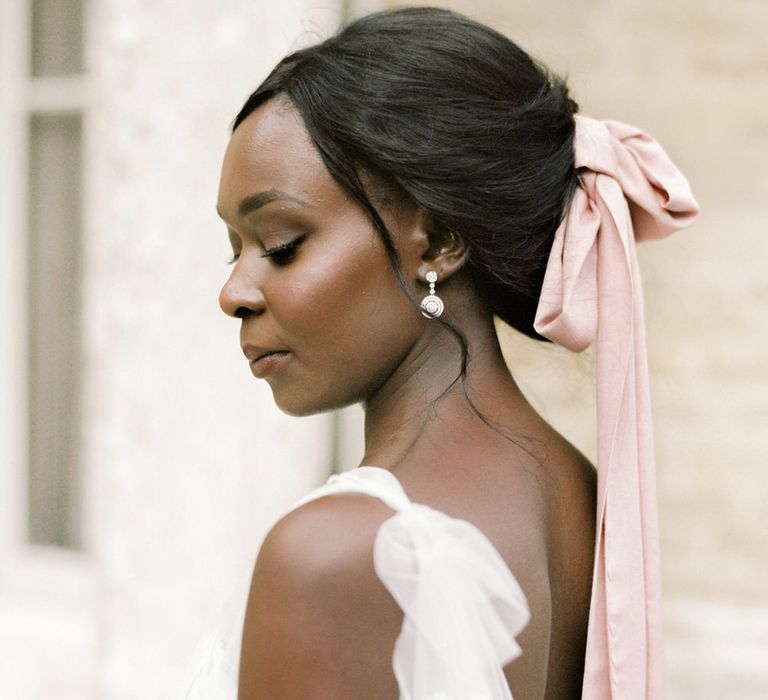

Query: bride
<box><xmin>190</xmin><ymin>7</ymin><xmax>698</xmax><ymax>699</ymax></box>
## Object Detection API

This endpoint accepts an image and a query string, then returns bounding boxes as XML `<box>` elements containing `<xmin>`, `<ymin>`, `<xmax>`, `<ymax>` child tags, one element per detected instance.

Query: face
<box><xmin>217</xmin><ymin>99</ymin><xmax>427</xmax><ymax>416</ymax></box>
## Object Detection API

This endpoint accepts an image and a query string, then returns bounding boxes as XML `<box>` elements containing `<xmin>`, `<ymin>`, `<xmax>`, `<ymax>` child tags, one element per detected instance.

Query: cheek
<box><xmin>268</xmin><ymin>232</ymin><xmax>423</xmax><ymax>398</ymax></box>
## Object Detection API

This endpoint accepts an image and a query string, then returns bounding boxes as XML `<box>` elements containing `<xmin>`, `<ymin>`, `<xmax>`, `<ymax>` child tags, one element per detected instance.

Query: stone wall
<box><xmin>82</xmin><ymin>1</ymin><xmax>341</xmax><ymax>697</ymax></box>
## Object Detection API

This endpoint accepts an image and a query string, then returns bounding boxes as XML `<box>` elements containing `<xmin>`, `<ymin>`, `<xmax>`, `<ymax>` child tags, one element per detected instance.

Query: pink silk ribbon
<box><xmin>533</xmin><ymin>116</ymin><xmax>699</xmax><ymax>699</ymax></box>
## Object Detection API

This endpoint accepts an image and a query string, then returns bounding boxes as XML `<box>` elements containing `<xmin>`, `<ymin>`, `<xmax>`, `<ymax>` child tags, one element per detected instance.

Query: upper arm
<box><xmin>238</xmin><ymin>493</ymin><xmax>404</xmax><ymax>700</ymax></box>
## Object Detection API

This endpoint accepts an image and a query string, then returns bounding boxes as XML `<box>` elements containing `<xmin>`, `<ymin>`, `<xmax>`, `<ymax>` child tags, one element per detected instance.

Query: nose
<box><xmin>219</xmin><ymin>260</ymin><xmax>267</xmax><ymax>319</ymax></box>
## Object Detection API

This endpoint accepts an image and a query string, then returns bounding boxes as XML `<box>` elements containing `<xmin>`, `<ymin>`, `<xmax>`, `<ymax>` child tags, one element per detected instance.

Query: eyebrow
<box><xmin>216</xmin><ymin>188</ymin><xmax>309</xmax><ymax>220</ymax></box>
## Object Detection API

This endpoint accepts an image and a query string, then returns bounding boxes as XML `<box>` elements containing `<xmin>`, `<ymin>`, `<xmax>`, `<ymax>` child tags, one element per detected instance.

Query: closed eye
<box><xmin>261</xmin><ymin>234</ymin><xmax>307</xmax><ymax>266</ymax></box>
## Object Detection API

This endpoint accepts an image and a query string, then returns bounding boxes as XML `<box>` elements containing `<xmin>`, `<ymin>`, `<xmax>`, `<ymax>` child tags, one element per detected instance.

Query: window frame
<box><xmin>0</xmin><ymin>0</ymin><xmax>95</xmax><ymax>666</ymax></box>
<box><xmin>1</xmin><ymin>0</ymin><xmax>88</xmax><ymax>555</ymax></box>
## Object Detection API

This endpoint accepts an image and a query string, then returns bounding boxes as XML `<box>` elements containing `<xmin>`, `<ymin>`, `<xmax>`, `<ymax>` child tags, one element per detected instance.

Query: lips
<box><xmin>242</xmin><ymin>344</ymin><xmax>290</xmax><ymax>379</ymax></box>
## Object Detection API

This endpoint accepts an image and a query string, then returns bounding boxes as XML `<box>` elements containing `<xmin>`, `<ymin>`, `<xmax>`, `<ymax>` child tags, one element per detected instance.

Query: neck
<box><xmin>361</xmin><ymin>307</ymin><xmax>526</xmax><ymax>471</ymax></box>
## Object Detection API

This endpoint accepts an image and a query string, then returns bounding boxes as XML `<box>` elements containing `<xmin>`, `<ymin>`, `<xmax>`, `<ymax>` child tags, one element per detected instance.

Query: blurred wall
<box><xmin>84</xmin><ymin>3</ymin><xmax>345</xmax><ymax>696</ymax></box>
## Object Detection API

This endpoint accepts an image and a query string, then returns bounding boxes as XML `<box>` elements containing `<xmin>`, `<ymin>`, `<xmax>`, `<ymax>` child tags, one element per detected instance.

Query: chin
<box><xmin>275</xmin><ymin>402</ymin><xmax>322</xmax><ymax>418</ymax></box>
<box><xmin>270</xmin><ymin>386</ymin><xmax>362</xmax><ymax>418</ymax></box>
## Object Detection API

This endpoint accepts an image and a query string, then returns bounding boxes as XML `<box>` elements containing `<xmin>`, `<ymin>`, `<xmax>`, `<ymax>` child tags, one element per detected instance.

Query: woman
<box><xmin>189</xmin><ymin>7</ymin><xmax>698</xmax><ymax>699</ymax></box>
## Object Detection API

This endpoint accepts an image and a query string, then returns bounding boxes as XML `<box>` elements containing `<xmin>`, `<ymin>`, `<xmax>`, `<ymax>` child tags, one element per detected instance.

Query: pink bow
<box><xmin>534</xmin><ymin>116</ymin><xmax>699</xmax><ymax>699</ymax></box>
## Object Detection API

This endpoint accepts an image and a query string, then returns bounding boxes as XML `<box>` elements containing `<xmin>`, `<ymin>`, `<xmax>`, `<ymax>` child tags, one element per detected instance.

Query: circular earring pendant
<box><xmin>420</xmin><ymin>295</ymin><xmax>445</xmax><ymax>318</ymax></box>
<box><xmin>420</xmin><ymin>270</ymin><xmax>445</xmax><ymax>318</ymax></box>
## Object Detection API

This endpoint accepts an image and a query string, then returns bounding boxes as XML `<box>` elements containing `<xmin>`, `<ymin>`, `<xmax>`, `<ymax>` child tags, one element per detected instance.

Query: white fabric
<box><xmin>183</xmin><ymin>567</ymin><xmax>251</xmax><ymax>700</ymax></box>
<box><xmin>183</xmin><ymin>466</ymin><xmax>530</xmax><ymax>699</ymax></box>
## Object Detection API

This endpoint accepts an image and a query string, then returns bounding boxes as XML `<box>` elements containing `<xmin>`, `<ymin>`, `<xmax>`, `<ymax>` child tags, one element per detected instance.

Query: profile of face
<box><xmin>217</xmin><ymin>100</ymin><xmax>431</xmax><ymax>416</ymax></box>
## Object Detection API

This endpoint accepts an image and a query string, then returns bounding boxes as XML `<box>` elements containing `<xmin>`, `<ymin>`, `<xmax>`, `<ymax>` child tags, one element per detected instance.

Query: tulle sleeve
<box><xmin>373</xmin><ymin>502</ymin><xmax>530</xmax><ymax>700</ymax></box>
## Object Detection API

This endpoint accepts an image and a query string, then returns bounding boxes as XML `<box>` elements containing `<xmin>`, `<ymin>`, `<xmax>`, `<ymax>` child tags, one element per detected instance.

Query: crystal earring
<box><xmin>420</xmin><ymin>270</ymin><xmax>445</xmax><ymax>318</ymax></box>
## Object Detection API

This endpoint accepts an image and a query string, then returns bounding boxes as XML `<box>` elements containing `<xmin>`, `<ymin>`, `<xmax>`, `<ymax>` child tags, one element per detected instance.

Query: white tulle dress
<box><xmin>183</xmin><ymin>466</ymin><xmax>531</xmax><ymax>699</ymax></box>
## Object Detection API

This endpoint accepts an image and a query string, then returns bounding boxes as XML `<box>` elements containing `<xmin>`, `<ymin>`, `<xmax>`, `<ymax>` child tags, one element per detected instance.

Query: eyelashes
<box><xmin>226</xmin><ymin>234</ymin><xmax>307</xmax><ymax>267</ymax></box>
<box><xmin>261</xmin><ymin>234</ymin><xmax>306</xmax><ymax>266</ymax></box>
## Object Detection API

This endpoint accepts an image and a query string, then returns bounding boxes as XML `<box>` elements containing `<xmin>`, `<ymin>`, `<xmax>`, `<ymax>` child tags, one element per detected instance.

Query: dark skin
<box><xmin>217</xmin><ymin>98</ymin><xmax>597</xmax><ymax>699</ymax></box>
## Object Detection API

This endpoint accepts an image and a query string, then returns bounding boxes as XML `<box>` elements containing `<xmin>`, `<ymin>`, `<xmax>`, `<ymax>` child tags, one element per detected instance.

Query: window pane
<box><xmin>27</xmin><ymin>113</ymin><xmax>82</xmax><ymax>548</ymax></box>
<box><xmin>31</xmin><ymin>0</ymin><xmax>84</xmax><ymax>77</ymax></box>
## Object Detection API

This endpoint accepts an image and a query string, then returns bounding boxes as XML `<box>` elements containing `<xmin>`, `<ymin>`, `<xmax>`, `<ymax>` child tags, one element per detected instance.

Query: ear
<box><xmin>391</xmin><ymin>205</ymin><xmax>469</xmax><ymax>286</ymax></box>
<box><xmin>415</xmin><ymin>213</ymin><xmax>470</xmax><ymax>285</ymax></box>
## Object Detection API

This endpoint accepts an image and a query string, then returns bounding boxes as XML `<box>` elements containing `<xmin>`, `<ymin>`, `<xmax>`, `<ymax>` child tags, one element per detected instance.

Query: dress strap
<box><xmin>288</xmin><ymin>465</ymin><xmax>411</xmax><ymax>512</ymax></box>
<box><xmin>291</xmin><ymin>466</ymin><xmax>530</xmax><ymax>700</ymax></box>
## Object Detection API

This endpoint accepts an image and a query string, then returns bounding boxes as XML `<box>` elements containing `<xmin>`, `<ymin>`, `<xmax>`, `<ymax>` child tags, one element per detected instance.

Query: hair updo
<box><xmin>233</xmin><ymin>6</ymin><xmax>578</xmax><ymax>341</ymax></box>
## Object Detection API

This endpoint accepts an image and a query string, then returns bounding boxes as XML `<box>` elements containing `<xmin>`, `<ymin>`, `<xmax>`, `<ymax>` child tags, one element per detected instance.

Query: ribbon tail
<box><xmin>581</xmin><ymin>175</ymin><xmax>664</xmax><ymax>699</ymax></box>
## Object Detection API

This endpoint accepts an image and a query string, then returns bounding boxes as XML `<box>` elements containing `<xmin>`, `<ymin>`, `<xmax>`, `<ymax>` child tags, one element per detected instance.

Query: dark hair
<box><xmin>233</xmin><ymin>6</ymin><xmax>578</xmax><ymax>346</ymax></box>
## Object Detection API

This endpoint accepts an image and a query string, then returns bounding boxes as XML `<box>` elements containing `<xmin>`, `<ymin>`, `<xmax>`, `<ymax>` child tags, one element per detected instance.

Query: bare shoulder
<box><xmin>238</xmin><ymin>492</ymin><xmax>403</xmax><ymax>700</ymax></box>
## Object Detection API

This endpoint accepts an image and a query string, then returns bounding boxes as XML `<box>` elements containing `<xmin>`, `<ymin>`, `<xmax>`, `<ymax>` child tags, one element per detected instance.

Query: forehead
<box><xmin>217</xmin><ymin>100</ymin><xmax>338</xmax><ymax>220</ymax></box>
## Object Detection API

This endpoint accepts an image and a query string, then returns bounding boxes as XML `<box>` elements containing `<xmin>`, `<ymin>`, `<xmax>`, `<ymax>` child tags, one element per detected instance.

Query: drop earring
<box><xmin>420</xmin><ymin>270</ymin><xmax>445</xmax><ymax>318</ymax></box>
